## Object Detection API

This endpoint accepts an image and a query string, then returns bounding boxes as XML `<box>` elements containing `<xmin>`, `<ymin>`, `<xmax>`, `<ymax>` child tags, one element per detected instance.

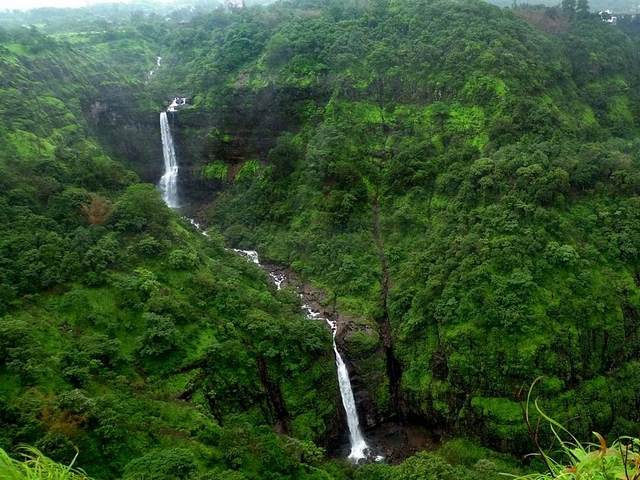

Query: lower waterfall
<box><xmin>234</xmin><ymin>250</ymin><xmax>371</xmax><ymax>462</ymax></box>
<box><xmin>302</xmin><ymin>305</ymin><xmax>369</xmax><ymax>461</ymax></box>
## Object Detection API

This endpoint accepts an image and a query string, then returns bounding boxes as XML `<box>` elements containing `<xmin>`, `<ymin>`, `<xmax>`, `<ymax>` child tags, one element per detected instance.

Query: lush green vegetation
<box><xmin>0</xmin><ymin>441</ymin><xmax>525</xmax><ymax>480</ymax></box>
<box><xmin>0</xmin><ymin>20</ymin><xmax>339</xmax><ymax>480</ymax></box>
<box><xmin>1</xmin><ymin>0</ymin><xmax>640</xmax><ymax>478</ymax></box>
<box><xmin>163</xmin><ymin>0</ymin><xmax>640</xmax><ymax>458</ymax></box>
<box><xmin>511</xmin><ymin>383</ymin><xmax>640</xmax><ymax>480</ymax></box>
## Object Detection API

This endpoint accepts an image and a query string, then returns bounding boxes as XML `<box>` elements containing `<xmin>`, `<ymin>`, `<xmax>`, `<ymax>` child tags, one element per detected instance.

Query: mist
<box><xmin>2</xmin><ymin>0</ymin><xmax>176</xmax><ymax>12</ymax></box>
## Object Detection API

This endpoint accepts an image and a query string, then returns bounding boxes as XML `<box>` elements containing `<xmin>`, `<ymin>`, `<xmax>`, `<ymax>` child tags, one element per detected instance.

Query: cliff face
<box><xmin>161</xmin><ymin>85</ymin><xmax>327</xmax><ymax>206</ymax></box>
<box><xmin>86</xmin><ymin>90</ymin><xmax>162</xmax><ymax>184</ymax></box>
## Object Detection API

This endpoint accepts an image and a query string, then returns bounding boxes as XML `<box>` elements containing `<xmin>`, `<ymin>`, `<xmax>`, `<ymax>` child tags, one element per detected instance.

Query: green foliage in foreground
<box><xmin>512</xmin><ymin>382</ymin><xmax>640</xmax><ymax>480</ymax></box>
<box><xmin>0</xmin><ymin>447</ymin><xmax>89</xmax><ymax>480</ymax></box>
<box><xmin>515</xmin><ymin>435</ymin><xmax>640</xmax><ymax>480</ymax></box>
<box><xmin>0</xmin><ymin>442</ymin><xmax>522</xmax><ymax>480</ymax></box>
<box><xmin>2</xmin><ymin>430</ymin><xmax>639</xmax><ymax>480</ymax></box>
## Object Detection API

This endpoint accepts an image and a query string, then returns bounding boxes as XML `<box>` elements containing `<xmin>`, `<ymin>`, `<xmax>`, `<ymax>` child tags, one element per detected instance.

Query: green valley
<box><xmin>1</xmin><ymin>0</ymin><xmax>640</xmax><ymax>479</ymax></box>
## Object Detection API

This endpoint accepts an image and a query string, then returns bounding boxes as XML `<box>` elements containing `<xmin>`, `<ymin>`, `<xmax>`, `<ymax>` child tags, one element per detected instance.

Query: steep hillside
<box><xmin>160</xmin><ymin>0</ymin><xmax>640</xmax><ymax>454</ymax></box>
<box><xmin>0</xmin><ymin>27</ymin><xmax>341</xmax><ymax>480</ymax></box>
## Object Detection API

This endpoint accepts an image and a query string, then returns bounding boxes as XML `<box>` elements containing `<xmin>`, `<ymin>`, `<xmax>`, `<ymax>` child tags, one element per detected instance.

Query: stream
<box><xmin>156</xmin><ymin>97</ymin><xmax>376</xmax><ymax>463</ymax></box>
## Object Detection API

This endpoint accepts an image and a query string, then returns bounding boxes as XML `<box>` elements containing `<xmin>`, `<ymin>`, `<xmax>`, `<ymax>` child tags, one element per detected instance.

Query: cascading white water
<box><xmin>232</xmin><ymin>248</ymin><xmax>260</xmax><ymax>264</ymax></box>
<box><xmin>270</xmin><ymin>271</ymin><xmax>285</xmax><ymax>289</ymax></box>
<box><xmin>332</xmin><ymin>328</ymin><xmax>369</xmax><ymax>460</ymax></box>
<box><xmin>168</xmin><ymin>97</ymin><xmax>186</xmax><ymax>112</ymax></box>
<box><xmin>159</xmin><ymin>110</ymin><xmax>179</xmax><ymax>208</ymax></box>
<box><xmin>148</xmin><ymin>56</ymin><xmax>162</xmax><ymax>78</ymax></box>
<box><xmin>234</xmin><ymin>249</ymin><xmax>370</xmax><ymax>462</ymax></box>
<box><xmin>303</xmin><ymin>305</ymin><xmax>369</xmax><ymax>461</ymax></box>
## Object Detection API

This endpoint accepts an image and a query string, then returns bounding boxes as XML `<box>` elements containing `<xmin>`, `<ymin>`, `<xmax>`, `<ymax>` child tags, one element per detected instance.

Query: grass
<box><xmin>0</xmin><ymin>447</ymin><xmax>91</xmax><ymax>480</ymax></box>
<box><xmin>511</xmin><ymin>433</ymin><xmax>640</xmax><ymax>480</ymax></box>
<box><xmin>510</xmin><ymin>378</ymin><xmax>640</xmax><ymax>480</ymax></box>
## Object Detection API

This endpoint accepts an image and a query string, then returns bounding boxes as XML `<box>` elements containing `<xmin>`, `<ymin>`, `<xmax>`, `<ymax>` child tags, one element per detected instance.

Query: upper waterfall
<box><xmin>159</xmin><ymin>109</ymin><xmax>179</xmax><ymax>208</ymax></box>
<box><xmin>158</xmin><ymin>97</ymin><xmax>187</xmax><ymax>209</ymax></box>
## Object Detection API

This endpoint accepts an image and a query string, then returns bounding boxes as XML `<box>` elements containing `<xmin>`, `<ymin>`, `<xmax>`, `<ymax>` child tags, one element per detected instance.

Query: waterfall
<box><xmin>302</xmin><ymin>305</ymin><xmax>369</xmax><ymax>461</ymax></box>
<box><xmin>159</xmin><ymin>111</ymin><xmax>179</xmax><ymax>208</ymax></box>
<box><xmin>159</xmin><ymin>98</ymin><xmax>185</xmax><ymax>209</ymax></box>
<box><xmin>168</xmin><ymin>97</ymin><xmax>186</xmax><ymax>112</ymax></box>
<box><xmin>232</xmin><ymin>248</ymin><xmax>260</xmax><ymax>264</ymax></box>
<box><xmin>148</xmin><ymin>56</ymin><xmax>162</xmax><ymax>79</ymax></box>
<box><xmin>234</xmin><ymin>249</ymin><xmax>370</xmax><ymax>462</ymax></box>
<box><xmin>333</xmin><ymin>329</ymin><xmax>369</xmax><ymax>460</ymax></box>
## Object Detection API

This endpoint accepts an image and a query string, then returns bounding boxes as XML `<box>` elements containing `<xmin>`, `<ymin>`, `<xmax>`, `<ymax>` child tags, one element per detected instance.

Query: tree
<box><xmin>136</xmin><ymin>313</ymin><xmax>179</xmax><ymax>358</ymax></box>
<box><xmin>576</xmin><ymin>0</ymin><xmax>590</xmax><ymax>18</ymax></box>
<box><xmin>122</xmin><ymin>449</ymin><xmax>197</xmax><ymax>480</ymax></box>
<box><xmin>81</xmin><ymin>194</ymin><xmax>112</xmax><ymax>225</ymax></box>
<box><xmin>112</xmin><ymin>184</ymin><xmax>171</xmax><ymax>233</ymax></box>
<box><xmin>562</xmin><ymin>0</ymin><xmax>576</xmax><ymax>17</ymax></box>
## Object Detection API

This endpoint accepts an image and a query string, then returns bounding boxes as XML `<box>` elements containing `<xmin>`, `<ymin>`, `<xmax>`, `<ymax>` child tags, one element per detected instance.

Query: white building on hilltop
<box><xmin>598</xmin><ymin>9</ymin><xmax>618</xmax><ymax>23</ymax></box>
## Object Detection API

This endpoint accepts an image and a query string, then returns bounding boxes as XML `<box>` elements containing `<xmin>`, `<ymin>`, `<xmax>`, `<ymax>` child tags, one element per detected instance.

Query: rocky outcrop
<box><xmin>167</xmin><ymin>85</ymin><xmax>328</xmax><ymax>206</ymax></box>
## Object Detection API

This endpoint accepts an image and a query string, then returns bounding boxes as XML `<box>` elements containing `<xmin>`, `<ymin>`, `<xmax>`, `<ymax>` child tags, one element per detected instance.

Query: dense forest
<box><xmin>1</xmin><ymin>0</ymin><xmax>640</xmax><ymax>479</ymax></box>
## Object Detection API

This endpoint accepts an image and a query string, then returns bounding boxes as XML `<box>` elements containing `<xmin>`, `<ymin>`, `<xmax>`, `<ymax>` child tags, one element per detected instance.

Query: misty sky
<box><xmin>2</xmin><ymin>0</ymin><xmax>160</xmax><ymax>11</ymax></box>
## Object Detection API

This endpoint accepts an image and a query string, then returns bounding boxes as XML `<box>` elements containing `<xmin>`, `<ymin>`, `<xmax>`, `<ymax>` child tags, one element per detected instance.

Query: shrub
<box><xmin>168</xmin><ymin>249</ymin><xmax>199</xmax><ymax>270</ymax></box>
<box><xmin>80</xmin><ymin>194</ymin><xmax>112</xmax><ymax>225</ymax></box>
<box><xmin>136</xmin><ymin>313</ymin><xmax>179</xmax><ymax>358</ymax></box>
<box><xmin>514</xmin><ymin>379</ymin><xmax>640</xmax><ymax>480</ymax></box>
<box><xmin>34</xmin><ymin>433</ymin><xmax>78</xmax><ymax>466</ymax></box>
<box><xmin>112</xmin><ymin>184</ymin><xmax>170</xmax><ymax>233</ymax></box>
<box><xmin>201</xmin><ymin>162</ymin><xmax>228</xmax><ymax>181</ymax></box>
<box><xmin>134</xmin><ymin>235</ymin><xmax>163</xmax><ymax>257</ymax></box>
<box><xmin>122</xmin><ymin>448</ymin><xmax>197</xmax><ymax>480</ymax></box>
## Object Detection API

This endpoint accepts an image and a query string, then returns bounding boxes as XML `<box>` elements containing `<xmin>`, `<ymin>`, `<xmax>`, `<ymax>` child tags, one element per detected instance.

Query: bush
<box><xmin>134</xmin><ymin>235</ymin><xmax>163</xmax><ymax>257</ymax></box>
<box><xmin>196</xmin><ymin>471</ymin><xmax>247</xmax><ymax>480</ymax></box>
<box><xmin>354</xmin><ymin>452</ymin><xmax>476</xmax><ymax>480</ymax></box>
<box><xmin>514</xmin><ymin>382</ymin><xmax>640</xmax><ymax>480</ymax></box>
<box><xmin>112</xmin><ymin>184</ymin><xmax>170</xmax><ymax>233</ymax></box>
<box><xmin>34</xmin><ymin>432</ymin><xmax>78</xmax><ymax>466</ymax></box>
<box><xmin>168</xmin><ymin>249</ymin><xmax>199</xmax><ymax>270</ymax></box>
<box><xmin>0</xmin><ymin>446</ymin><xmax>90</xmax><ymax>480</ymax></box>
<box><xmin>136</xmin><ymin>313</ymin><xmax>179</xmax><ymax>358</ymax></box>
<box><xmin>83</xmin><ymin>233</ymin><xmax>120</xmax><ymax>285</ymax></box>
<box><xmin>0</xmin><ymin>318</ymin><xmax>44</xmax><ymax>382</ymax></box>
<box><xmin>122</xmin><ymin>448</ymin><xmax>197</xmax><ymax>480</ymax></box>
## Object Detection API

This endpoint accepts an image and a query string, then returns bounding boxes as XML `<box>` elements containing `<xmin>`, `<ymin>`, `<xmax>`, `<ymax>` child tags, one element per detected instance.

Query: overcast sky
<box><xmin>2</xmin><ymin>0</ymin><xmax>155</xmax><ymax>11</ymax></box>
